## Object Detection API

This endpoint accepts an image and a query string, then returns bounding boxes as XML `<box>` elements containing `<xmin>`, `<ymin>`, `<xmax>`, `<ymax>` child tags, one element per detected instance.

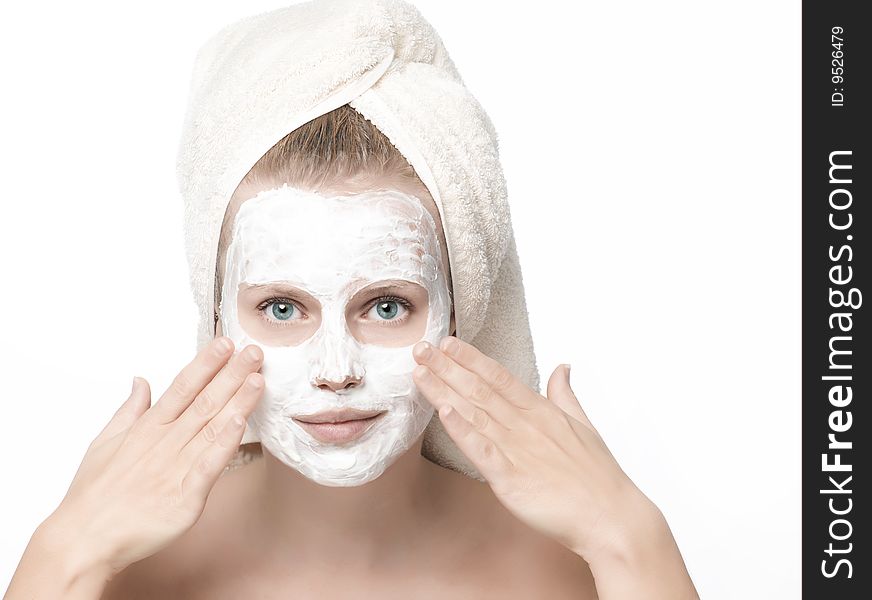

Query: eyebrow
<box><xmin>358</xmin><ymin>281</ymin><xmax>420</xmax><ymax>297</ymax></box>
<box><xmin>240</xmin><ymin>280</ymin><xmax>418</xmax><ymax>296</ymax></box>
<box><xmin>239</xmin><ymin>283</ymin><xmax>310</xmax><ymax>299</ymax></box>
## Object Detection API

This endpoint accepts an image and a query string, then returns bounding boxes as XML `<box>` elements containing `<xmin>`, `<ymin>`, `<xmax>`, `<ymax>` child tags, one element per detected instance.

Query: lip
<box><xmin>293</xmin><ymin>409</ymin><xmax>386</xmax><ymax>444</ymax></box>
<box><xmin>295</xmin><ymin>408</ymin><xmax>385</xmax><ymax>424</ymax></box>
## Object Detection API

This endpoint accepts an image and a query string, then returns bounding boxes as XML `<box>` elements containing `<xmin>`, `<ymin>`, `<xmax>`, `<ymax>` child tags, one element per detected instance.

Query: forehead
<box><xmin>230</xmin><ymin>188</ymin><xmax>439</xmax><ymax>285</ymax></box>
<box><xmin>218</xmin><ymin>178</ymin><xmax>450</xmax><ymax>285</ymax></box>
<box><xmin>226</xmin><ymin>178</ymin><xmax>445</xmax><ymax>242</ymax></box>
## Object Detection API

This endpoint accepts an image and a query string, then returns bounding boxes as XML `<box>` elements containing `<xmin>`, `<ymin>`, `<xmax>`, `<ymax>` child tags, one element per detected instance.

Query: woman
<box><xmin>4</xmin><ymin>1</ymin><xmax>698</xmax><ymax>598</ymax></box>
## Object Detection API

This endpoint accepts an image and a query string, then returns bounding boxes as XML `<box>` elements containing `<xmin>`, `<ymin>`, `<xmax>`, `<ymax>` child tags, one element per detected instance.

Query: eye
<box><xmin>365</xmin><ymin>296</ymin><xmax>413</xmax><ymax>323</ymax></box>
<box><xmin>255</xmin><ymin>298</ymin><xmax>305</xmax><ymax>324</ymax></box>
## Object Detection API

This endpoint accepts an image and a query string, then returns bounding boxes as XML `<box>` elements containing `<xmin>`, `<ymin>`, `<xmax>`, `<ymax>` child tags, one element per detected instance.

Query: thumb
<box><xmin>92</xmin><ymin>376</ymin><xmax>152</xmax><ymax>446</ymax></box>
<box><xmin>546</xmin><ymin>364</ymin><xmax>596</xmax><ymax>432</ymax></box>
<box><xmin>73</xmin><ymin>378</ymin><xmax>153</xmax><ymax>487</ymax></box>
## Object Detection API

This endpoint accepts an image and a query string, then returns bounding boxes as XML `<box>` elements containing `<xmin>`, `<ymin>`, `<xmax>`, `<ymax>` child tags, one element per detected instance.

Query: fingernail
<box><xmin>244</xmin><ymin>346</ymin><xmax>262</xmax><ymax>363</ymax></box>
<box><xmin>414</xmin><ymin>341</ymin><xmax>432</xmax><ymax>360</ymax></box>
<box><xmin>231</xmin><ymin>414</ymin><xmax>245</xmax><ymax>429</ymax></box>
<box><xmin>131</xmin><ymin>376</ymin><xmax>140</xmax><ymax>393</ymax></box>
<box><xmin>563</xmin><ymin>364</ymin><xmax>572</xmax><ymax>383</ymax></box>
<box><xmin>246</xmin><ymin>373</ymin><xmax>264</xmax><ymax>389</ymax></box>
<box><xmin>440</xmin><ymin>336</ymin><xmax>459</xmax><ymax>355</ymax></box>
<box><xmin>215</xmin><ymin>337</ymin><xmax>232</xmax><ymax>354</ymax></box>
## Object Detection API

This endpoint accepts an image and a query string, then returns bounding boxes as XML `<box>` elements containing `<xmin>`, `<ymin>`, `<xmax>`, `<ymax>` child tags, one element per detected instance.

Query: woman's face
<box><xmin>217</xmin><ymin>180</ymin><xmax>453</xmax><ymax>486</ymax></box>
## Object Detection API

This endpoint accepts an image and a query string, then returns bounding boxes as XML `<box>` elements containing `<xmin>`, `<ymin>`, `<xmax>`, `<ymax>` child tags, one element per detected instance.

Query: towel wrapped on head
<box><xmin>176</xmin><ymin>0</ymin><xmax>540</xmax><ymax>481</ymax></box>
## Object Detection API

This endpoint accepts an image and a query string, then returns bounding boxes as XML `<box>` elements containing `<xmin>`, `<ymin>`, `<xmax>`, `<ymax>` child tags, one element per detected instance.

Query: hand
<box><xmin>40</xmin><ymin>336</ymin><xmax>264</xmax><ymax>578</ymax></box>
<box><xmin>411</xmin><ymin>336</ymin><xmax>660</xmax><ymax>562</ymax></box>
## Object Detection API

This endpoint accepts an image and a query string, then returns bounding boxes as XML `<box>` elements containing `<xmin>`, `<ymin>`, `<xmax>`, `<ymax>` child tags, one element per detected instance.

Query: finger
<box><xmin>179</xmin><ymin>371</ymin><xmax>263</xmax><ymax>463</ymax></box>
<box><xmin>437</xmin><ymin>404</ymin><xmax>515</xmax><ymax>484</ymax></box>
<box><xmin>167</xmin><ymin>344</ymin><xmax>263</xmax><ymax>449</ymax></box>
<box><xmin>413</xmin><ymin>364</ymin><xmax>513</xmax><ymax>446</ymax></box>
<box><xmin>413</xmin><ymin>341</ymin><xmax>526</xmax><ymax>431</ymax></box>
<box><xmin>75</xmin><ymin>378</ymin><xmax>153</xmax><ymax>484</ymax></box>
<box><xmin>435</xmin><ymin>336</ymin><xmax>540</xmax><ymax>410</ymax></box>
<box><xmin>545</xmin><ymin>364</ymin><xmax>598</xmax><ymax>434</ymax></box>
<box><xmin>180</xmin><ymin>411</ymin><xmax>248</xmax><ymax>502</ymax></box>
<box><xmin>148</xmin><ymin>337</ymin><xmax>235</xmax><ymax>424</ymax></box>
<box><xmin>92</xmin><ymin>376</ymin><xmax>152</xmax><ymax>446</ymax></box>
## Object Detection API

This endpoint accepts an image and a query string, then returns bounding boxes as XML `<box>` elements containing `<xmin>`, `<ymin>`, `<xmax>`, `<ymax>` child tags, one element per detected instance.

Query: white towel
<box><xmin>176</xmin><ymin>0</ymin><xmax>540</xmax><ymax>481</ymax></box>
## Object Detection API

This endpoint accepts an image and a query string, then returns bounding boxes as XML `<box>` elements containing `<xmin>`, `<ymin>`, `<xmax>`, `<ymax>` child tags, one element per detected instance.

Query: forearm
<box><xmin>4</xmin><ymin>522</ymin><xmax>112</xmax><ymax>600</ymax></box>
<box><xmin>579</xmin><ymin>502</ymin><xmax>699</xmax><ymax>600</ymax></box>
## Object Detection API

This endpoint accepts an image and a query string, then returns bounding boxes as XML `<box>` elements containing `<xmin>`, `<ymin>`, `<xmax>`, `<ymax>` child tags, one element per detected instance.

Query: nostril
<box><xmin>314</xmin><ymin>375</ymin><xmax>362</xmax><ymax>392</ymax></box>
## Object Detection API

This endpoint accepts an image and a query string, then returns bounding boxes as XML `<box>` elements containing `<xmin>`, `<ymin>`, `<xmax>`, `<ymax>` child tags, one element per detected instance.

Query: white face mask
<box><xmin>219</xmin><ymin>184</ymin><xmax>451</xmax><ymax>486</ymax></box>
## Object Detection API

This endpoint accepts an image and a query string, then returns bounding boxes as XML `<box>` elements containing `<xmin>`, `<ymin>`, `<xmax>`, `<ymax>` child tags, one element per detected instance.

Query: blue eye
<box><xmin>271</xmin><ymin>302</ymin><xmax>295</xmax><ymax>320</ymax></box>
<box><xmin>367</xmin><ymin>297</ymin><xmax>411</xmax><ymax>322</ymax></box>
<box><xmin>376</xmin><ymin>301</ymin><xmax>400</xmax><ymax>319</ymax></box>
<box><xmin>258</xmin><ymin>299</ymin><xmax>302</xmax><ymax>324</ymax></box>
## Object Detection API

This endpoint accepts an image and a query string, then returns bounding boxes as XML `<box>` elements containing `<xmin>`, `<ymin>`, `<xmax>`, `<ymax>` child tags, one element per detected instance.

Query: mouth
<box><xmin>292</xmin><ymin>409</ymin><xmax>386</xmax><ymax>444</ymax></box>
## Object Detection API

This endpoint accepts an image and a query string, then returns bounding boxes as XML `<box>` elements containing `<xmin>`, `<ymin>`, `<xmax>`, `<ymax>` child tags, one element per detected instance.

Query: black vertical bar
<box><xmin>803</xmin><ymin>2</ymin><xmax>869</xmax><ymax>598</ymax></box>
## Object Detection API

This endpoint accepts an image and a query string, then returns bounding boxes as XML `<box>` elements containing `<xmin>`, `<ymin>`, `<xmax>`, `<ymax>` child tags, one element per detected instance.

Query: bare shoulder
<box><xmin>100</xmin><ymin>458</ymin><xmax>262</xmax><ymax>600</ymax></box>
<box><xmin>432</xmin><ymin>465</ymin><xmax>598</xmax><ymax>600</ymax></box>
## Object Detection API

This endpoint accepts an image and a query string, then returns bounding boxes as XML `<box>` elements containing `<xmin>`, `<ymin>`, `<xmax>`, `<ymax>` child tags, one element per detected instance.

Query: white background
<box><xmin>0</xmin><ymin>1</ymin><xmax>800</xmax><ymax>597</ymax></box>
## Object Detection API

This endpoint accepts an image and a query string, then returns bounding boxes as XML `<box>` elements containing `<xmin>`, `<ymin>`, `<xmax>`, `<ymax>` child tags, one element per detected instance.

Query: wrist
<box><xmin>578</xmin><ymin>497</ymin><xmax>699</xmax><ymax>600</ymax></box>
<box><xmin>34</xmin><ymin>514</ymin><xmax>116</xmax><ymax>590</ymax></box>
<box><xmin>5</xmin><ymin>519</ymin><xmax>114</xmax><ymax>600</ymax></box>
<box><xmin>578</xmin><ymin>492</ymin><xmax>670</xmax><ymax>569</ymax></box>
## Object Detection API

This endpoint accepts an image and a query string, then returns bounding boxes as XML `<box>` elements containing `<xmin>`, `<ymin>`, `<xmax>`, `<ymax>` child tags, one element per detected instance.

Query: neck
<box><xmin>252</xmin><ymin>437</ymin><xmax>447</xmax><ymax>564</ymax></box>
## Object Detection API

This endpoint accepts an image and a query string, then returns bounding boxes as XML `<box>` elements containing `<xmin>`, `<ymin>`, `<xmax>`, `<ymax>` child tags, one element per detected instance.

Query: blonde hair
<box><xmin>242</xmin><ymin>103</ymin><xmax>421</xmax><ymax>191</ymax></box>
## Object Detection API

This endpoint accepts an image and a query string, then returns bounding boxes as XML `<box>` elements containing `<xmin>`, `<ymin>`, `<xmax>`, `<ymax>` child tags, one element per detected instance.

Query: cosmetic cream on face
<box><xmin>220</xmin><ymin>184</ymin><xmax>451</xmax><ymax>486</ymax></box>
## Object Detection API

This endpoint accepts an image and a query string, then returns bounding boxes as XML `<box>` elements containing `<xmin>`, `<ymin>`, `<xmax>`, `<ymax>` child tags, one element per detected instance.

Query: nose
<box><xmin>313</xmin><ymin>374</ymin><xmax>362</xmax><ymax>393</ymax></box>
